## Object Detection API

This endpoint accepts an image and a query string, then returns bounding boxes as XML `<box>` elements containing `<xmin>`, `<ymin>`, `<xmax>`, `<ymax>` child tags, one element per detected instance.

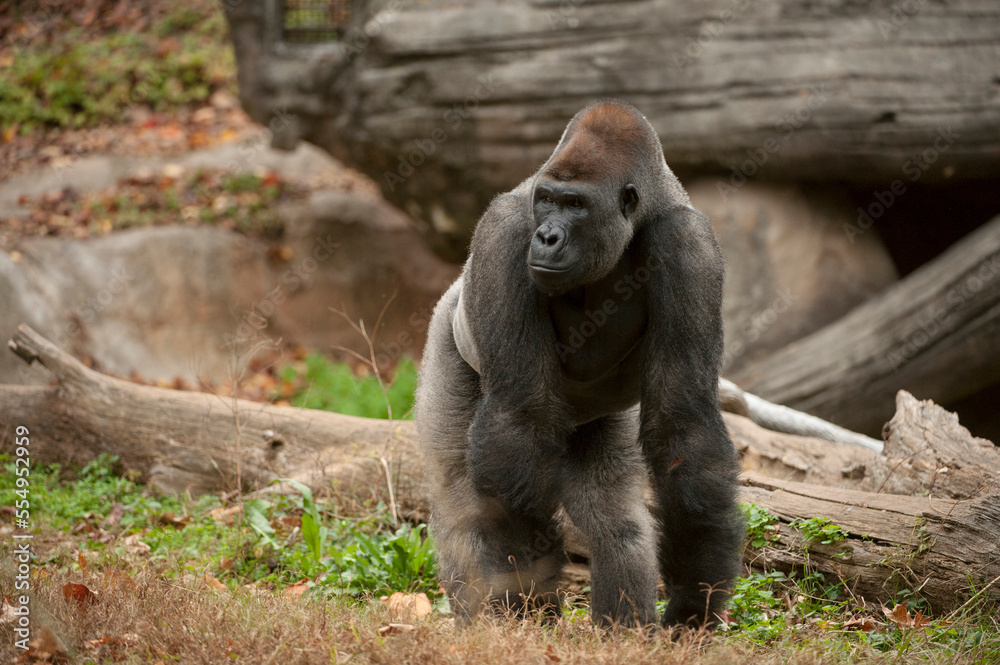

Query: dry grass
<box><xmin>3</xmin><ymin>557</ymin><xmax>994</xmax><ymax>665</ymax></box>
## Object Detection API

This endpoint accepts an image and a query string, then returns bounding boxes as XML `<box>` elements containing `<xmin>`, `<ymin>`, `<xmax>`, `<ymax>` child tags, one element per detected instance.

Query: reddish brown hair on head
<box><xmin>544</xmin><ymin>101</ymin><xmax>658</xmax><ymax>183</ymax></box>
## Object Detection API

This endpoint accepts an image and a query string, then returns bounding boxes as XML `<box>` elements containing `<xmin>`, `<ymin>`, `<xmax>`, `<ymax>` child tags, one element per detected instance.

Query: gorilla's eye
<box><xmin>543</xmin><ymin>195</ymin><xmax>554</xmax><ymax>204</ymax></box>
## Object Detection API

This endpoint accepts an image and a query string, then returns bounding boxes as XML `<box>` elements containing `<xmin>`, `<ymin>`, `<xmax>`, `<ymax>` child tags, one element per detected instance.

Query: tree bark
<box><xmin>740</xmin><ymin>472</ymin><xmax>1000</xmax><ymax>615</ymax></box>
<box><xmin>223</xmin><ymin>0</ymin><xmax>1000</xmax><ymax>249</ymax></box>
<box><xmin>0</xmin><ymin>324</ymin><xmax>421</xmax><ymax>504</ymax></box>
<box><xmin>730</xmin><ymin>214</ymin><xmax>1000</xmax><ymax>436</ymax></box>
<box><xmin>2</xmin><ymin>325</ymin><xmax>997</xmax><ymax>611</ymax></box>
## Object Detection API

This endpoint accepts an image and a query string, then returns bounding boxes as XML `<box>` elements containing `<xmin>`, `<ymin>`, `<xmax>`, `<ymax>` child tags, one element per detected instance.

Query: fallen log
<box><xmin>1</xmin><ymin>324</ymin><xmax>420</xmax><ymax>503</ymax></box>
<box><xmin>740</xmin><ymin>472</ymin><xmax>1000</xmax><ymax>615</ymax></box>
<box><xmin>731</xmin><ymin>213</ymin><xmax>1000</xmax><ymax>436</ymax></box>
<box><xmin>1</xmin><ymin>325</ymin><xmax>997</xmax><ymax>611</ymax></box>
<box><xmin>224</xmin><ymin>0</ymin><xmax>1000</xmax><ymax>247</ymax></box>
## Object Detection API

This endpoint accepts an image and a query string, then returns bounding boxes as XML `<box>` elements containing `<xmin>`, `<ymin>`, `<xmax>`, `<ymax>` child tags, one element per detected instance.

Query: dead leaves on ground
<box><xmin>380</xmin><ymin>591</ymin><xmax>433</xmax><ymax>621</ymax></box>
<box><xmin>882</xmin><ymin>603</ymin><xmax>933</xmax><ymax>630</ymax></box>
<box><xmin>375</xmin><ymin>592</ymin><xmax>433</xmax><ymax>637</ymax></box>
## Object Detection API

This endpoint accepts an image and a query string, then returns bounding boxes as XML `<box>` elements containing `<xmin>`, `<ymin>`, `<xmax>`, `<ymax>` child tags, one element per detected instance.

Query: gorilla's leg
<box><xmin>416</xmin><ymin>283</ymin><xmax>565</xmax><ymax>623</ymax></box>
<box><xmin>643</xmin><ymin>412</ymin><xmax>742</xmax><ymax>629</ymax></box>
<box><xmin>560</xmin><ymin>413</ymin><xmax>658</xmax><ymax>627</ymax></box>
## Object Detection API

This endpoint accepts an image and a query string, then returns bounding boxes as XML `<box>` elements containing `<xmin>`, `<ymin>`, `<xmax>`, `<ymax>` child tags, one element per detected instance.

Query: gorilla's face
<box><xmin>527</xmin><ymin>178</ymin><xmax>639</xmax><ymax>296</ymax></box>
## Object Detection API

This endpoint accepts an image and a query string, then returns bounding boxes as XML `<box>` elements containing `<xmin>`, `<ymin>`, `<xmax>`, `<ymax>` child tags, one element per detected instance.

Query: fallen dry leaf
<box><xmin>381</xmin><ymin>592</ymin><xmax>433</xmax><ymax>621</ymax></box>
<box><xmin>377</xmin><ymin>623</ymin><xmax>417</xmax><ymax>636</ymax></box>
<box><xmin>843</xmin><ymin>616</ymin><xmax>879</xmax><ymax>631</ymax></box>
<box><xmin>201</xmin><ymin>574</ymin><xmax>228</xmax><ymax>592</ymax></box>
<box><xmin>883</xmin><ymin>603</ymin><xmax>931</xmax><ymax>630</ymax></box>
<box><xmin>277</xmin><ymin>515</ymin><xmax>302</xmax><ymax>529</ymax></box>
<box><xmin>210</xmin><ymin>505</ymin><xmax>243</xmax><ymax>523</ymax></box>
<box><xmin>62</xmin><ymin>582</ymin><xmax>98</xmax><ymax>606</ymax></box>
<box><xmin>83</xmin><ymin>632</ymin><xmax>140</xmax><ymax>658</ymax></box>
<box><xmin>1</xmin><ymin>599</ymin><xmax>18</xmax><ymax>625</ymax></box>
<box><xmin>123</xmin><ymin>533</ymin><xmax>151</xmax><ymax>555</ymax></box>
<box><xmin>106</xmin><ymin>502</ymin><xmax>126</xmax><ymax>525</ymax></box>
<box><xmin>155</xmin><ymin>512</ymin><xmax>190</xmax><ymax>528</ymax></box>
<box><xmin>104</xmin><ymin>570</ymin><xmax>138</xmax><ymax>595</ymax></box>
<box><xmin>284</xmin><ymin>580</ymin><xmax>311</xmax><ymax>598</ymax></box>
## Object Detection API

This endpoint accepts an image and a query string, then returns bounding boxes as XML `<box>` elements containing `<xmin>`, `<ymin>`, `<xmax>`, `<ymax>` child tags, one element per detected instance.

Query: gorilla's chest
<box><xmin>548</xmin><ymin>270</ymin><xmax>648</xmax><ymax>386</ymax></box>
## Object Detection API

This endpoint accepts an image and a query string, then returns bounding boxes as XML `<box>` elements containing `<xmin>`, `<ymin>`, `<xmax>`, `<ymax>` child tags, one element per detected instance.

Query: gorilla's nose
<box><xmin>535</xmin><ymin>224</ymin><xmax>563</xmax><ymax>247</ymax></box>
<box><xmin>532</xmin><ymin>224</ymin><xmax>566</xmax><ymax>261</ymax></box>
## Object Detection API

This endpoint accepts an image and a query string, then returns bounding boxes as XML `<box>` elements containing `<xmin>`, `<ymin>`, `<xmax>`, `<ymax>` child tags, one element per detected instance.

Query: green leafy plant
<box><xmin>790</xmin><ymin>516</ymin><xmax>850</xmax><ymax>545</ymax></box>
<box><xmin>726</xmin><ymin>571</ymin><xmax>788</xmax><ymax>642</ymax></box>
<box><xmin>281</xmin><ymin>479</ymin><xmax>328</xmax><ymax>559</ymax></box>
<box><xmin>740</xmin><ymin>502</ymin><xmax>781</xmax><ymax>548</ymax></box>
<box><xmin>324</xmin><ymin>522</ymin><xmax>437</xmax><ymax>596</ymax></box>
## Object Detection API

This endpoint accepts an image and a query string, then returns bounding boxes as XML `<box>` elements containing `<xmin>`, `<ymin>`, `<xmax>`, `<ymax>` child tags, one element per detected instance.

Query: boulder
<box><xmin>687</xmin><ymin>182</ymin><xmax>899</xmax><ymax>373</ymax></box>
<box><xmin>0</xmin><ymin>196</ymin><xmax>458</xmax><ymax>385</ymax></box>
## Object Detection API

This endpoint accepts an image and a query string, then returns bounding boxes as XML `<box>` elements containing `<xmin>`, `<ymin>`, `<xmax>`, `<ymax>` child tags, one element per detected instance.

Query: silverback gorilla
<box><xmin>415</xmin><ymin>100</ymin><xmax>741</xmax><ymax>630</ymax></box>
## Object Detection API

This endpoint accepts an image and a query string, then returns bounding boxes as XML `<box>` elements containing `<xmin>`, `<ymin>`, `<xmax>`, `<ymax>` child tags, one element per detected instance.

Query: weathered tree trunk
<box><xmin>2</xmin><ymin>325</ymin><xmax>997</xmax><ymax>611</ymax></box>
<box><xmin>224</xmin><ymin>0</ymin><xmax>1000</xmax><ymax>250</ymax></box>
<box><xmin>0</xmin><ymin>324</ymin><xmax>421</xmax><ymax>502</ymax></box>
<box><xmin>731</xmin><ymin>214</ymin><xmax>1000</xmax><ymax>436</ymax></box>
<box><xmin>740</xmin><ymin>472</ymin><xmax>1000</xmax><ymax>615</ymax></box>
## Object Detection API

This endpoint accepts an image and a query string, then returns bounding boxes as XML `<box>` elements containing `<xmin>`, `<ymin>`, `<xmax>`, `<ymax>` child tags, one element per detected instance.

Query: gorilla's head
<box><xmin>527</xmin><ymin>101</ymin><xmax>663</xmax><ymax>296</ymax></box>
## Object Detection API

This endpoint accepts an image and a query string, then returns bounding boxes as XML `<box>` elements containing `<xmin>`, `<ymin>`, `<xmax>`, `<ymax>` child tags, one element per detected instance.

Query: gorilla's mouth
<box><xmin>528</xmin><ymin>263</ymin><xmax>570</xmax><ymax>274</ymax></box>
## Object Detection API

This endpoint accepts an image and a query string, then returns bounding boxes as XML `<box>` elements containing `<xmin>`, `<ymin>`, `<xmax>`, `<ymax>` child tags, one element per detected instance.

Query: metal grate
<box><xmin>282</xmin><ymin>0</ymin><xmax>351</xmax><ymax>44</ymax></box>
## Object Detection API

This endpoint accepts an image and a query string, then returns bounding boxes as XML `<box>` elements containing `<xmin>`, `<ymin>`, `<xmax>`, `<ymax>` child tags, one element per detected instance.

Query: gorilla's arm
<box><xmin>462</xmin><ymin>190</ymin><xmax>573</xmax><ymax>516</ymax></box>
<box><xmin>638</xmin><ymin>206</ymin><xmax>743</xmax><ymax>627</ymax></box>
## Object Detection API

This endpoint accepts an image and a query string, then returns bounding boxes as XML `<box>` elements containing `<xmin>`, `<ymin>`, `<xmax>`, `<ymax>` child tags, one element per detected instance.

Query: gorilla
<box><xmin>415</xmin><ymin>100</ymin><xmax>742</xmax><ymax>630</ymax></box>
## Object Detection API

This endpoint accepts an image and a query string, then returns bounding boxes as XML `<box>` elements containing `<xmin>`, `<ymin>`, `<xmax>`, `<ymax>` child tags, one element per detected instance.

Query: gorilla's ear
<box><xmin>621</xmin><ymin>184</ymin><xmax>639</xmax><ymax>219</ymax></box>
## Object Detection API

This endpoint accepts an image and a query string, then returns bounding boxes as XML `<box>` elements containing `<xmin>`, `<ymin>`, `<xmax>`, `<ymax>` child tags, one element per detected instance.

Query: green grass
<box><xmin>0</xmin><ymin>453</ymin><xmax>437</xmax><ymax>600</ymax></box>
<box><xmin>279</xmin><ymin>353</ymin><xmax>418</xmax><ymax>420</ymax></box>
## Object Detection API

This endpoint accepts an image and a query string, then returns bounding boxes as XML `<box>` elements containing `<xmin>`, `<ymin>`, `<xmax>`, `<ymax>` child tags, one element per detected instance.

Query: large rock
<box><xmin>1</xmin><ymin>227</ymin><xmax>274</xmax><ymax>384</ymax></box>
<box><xmin>687</xmin><ymin>182</ymin><xmax>899</xmax><ymax>373</ymax></box>
<box><xmin>263</xmin><ymin>191</ymin><xmax>459</xmax><ymax>370</ymax></box>
<box><xmin>0</xmin><ymin>196</ymin><xmax>458</xmax><ymax>385</ymax></box>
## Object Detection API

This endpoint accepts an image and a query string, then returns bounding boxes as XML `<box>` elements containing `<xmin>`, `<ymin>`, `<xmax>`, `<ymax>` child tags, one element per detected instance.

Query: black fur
<box><xmin>415</xmin><ymin>100</ymin><xmax>742</xmax><ymax>630</ymax></box>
